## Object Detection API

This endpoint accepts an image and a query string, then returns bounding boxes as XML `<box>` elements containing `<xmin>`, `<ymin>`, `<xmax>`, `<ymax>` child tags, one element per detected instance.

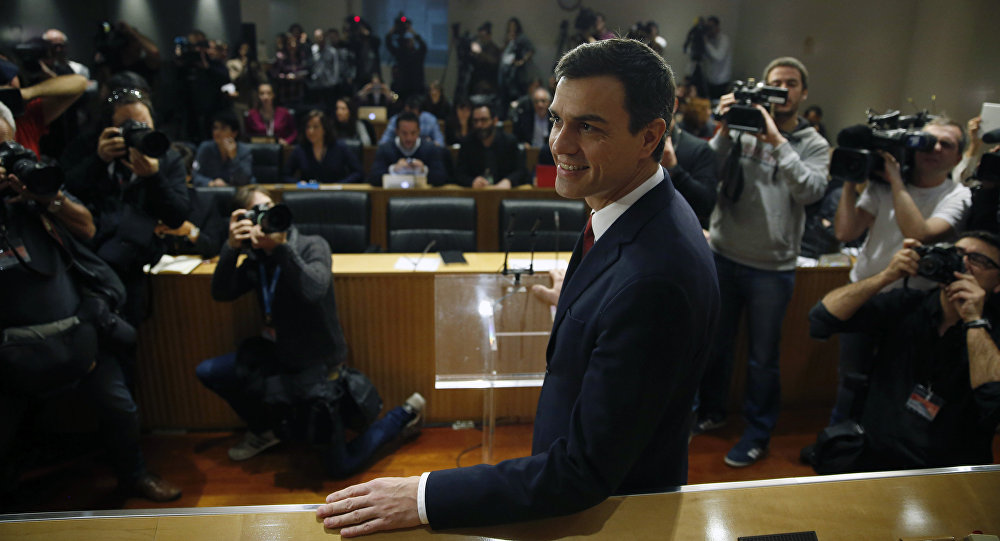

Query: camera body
<box><xmin>119</xmin><ymin>119</ymin><xmax>170</xmax><ymax>158</ymax></box>
<box><xmin>241</xmin><ymin>203</ymin><xmax>293</xmax><ymax>235</ymax></box>
<box><xmin>0</xmin><ymin>141</ymin><xmax>64</xmax><ymax>199</ymax></box>
<box><xmin>830</xmin><ymin>109</ymin><xmax>937</xmax><ymax>184</ymax></box>
<box><xmin>974</xmin><ymin>152</ymin><xmax>1000</xmax><ymax>184</ymax></box>
<box><xmin>915</xmin><ymin>243</ymin><xmax>965</xmax><ymax>284</ymax></box>
<box><xmin>717</xmin><ymin>79</ymin><xmax>788</xmax><ymax>134</ymax></box>
<box><xmin>94</xmin><ymin>21</ymin><xmax>130</xmax><ymax>67</ymax></box>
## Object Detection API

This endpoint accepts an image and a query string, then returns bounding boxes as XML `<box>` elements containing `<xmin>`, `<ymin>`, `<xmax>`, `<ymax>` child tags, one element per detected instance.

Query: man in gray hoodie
<box><xmin>693</xmin><ymin>57</ymin><xmax>830</xmax><ymax>467</ymax></box>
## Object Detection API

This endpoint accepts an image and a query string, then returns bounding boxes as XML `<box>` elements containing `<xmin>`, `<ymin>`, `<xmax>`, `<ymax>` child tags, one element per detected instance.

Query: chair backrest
<box><xmin>499</xmin><ymin>199</ymin><xmax>588</xmax><ymax>252</ymax></box>
<box><xmin>281</xmin><ymin>191</ymin><xmax>371</xmax><ymax>253</ymax></box>
<box><xmin>245</xmin><ymin>142</ymin><xmax>283</xmax><ymax>183</ymax></box>
<box><xmin>193</xmin><ymin>186</ymin><xmax>237</xmax><ymax>222</ymax></box>
<box><xmin>387</xmin><ymin>197</ymin><xmax>476</xmax><ymax>253</ymax></box>
<box><xmin>340</xmin><ymin>138</ymin><xmax>364</xmax><ymax>174</ymax></box>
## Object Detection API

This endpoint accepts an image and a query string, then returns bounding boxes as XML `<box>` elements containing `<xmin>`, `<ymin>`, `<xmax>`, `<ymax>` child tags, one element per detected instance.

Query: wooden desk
<box><xmin>134</xmin><ymin>254</ymin><xmax>849</xmax><ymax>430</ymax></box>
<box><xmin>3</xmin><ymin>466</ymin><xmax>997</xmax><ymax>540</ymax></box>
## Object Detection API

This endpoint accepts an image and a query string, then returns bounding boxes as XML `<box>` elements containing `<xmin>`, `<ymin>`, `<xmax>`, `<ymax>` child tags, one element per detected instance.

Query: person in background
<box><xmin>804</xmin><ymin>105</ymin><xmax>827</xmax><ymax>141</ymax></box>
<box><xmin>356</xmin><ymin>73</ymin><xmax>395</xmax><ymax>109</ymax></box>
<box><xmin>332</xmin><ymin>96</ymin><xmax>374</xmax><ymax>146</ymax></box>
<box><xmin>497</xmin><ymin>17</ymin><xmax>535</xmax><ymax>119</ymax></box>
<box><xmin>445</xmin><ymin>96</ymin><xmax>472</xmax><ymax>146</ymax></box>
<box><xmin>192</xmin><ymin>109</ymin><xmax>255</xmax><ymax>187</ymax></box>
<box><xmin>378</xmin><ymin>96</ymin><xmax>445</xmax><ymax>147</ymax></box>
<box><xmin>512</xmin><ymin>86</ymin><xmax>552</xmax><ymax>148</ymax></box>
<box><xmin>456</xmin><ymin>102</ymin><xmax>527</xmax><ymax>189</ymax></box>
<box><xmin>423</xmin><ymin>81</ymin><xmax>451</xmax><ymax>122</ymax></box>
<box><xmin>0</xmin><ymin>58</ymin><xmax>87</xmax><ymax>159</ymax></box>
<box><xmin>285</xmin><ymin>110</ymin><xmax>362</xmax><ymax>183</ymax></box>
<box><xmin>245</xmin><ymin>82</ymin><xmax>297</xmax><ymax>145</ymax></box>
<box><xmin>369</xmin><ymin>111</ymin><xmax>447</xmax><ymax>187</ymax></box>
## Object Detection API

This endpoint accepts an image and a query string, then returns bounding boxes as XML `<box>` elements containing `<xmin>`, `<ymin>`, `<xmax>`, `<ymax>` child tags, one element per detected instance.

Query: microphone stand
<box><xmin>501</xmin><ymin>212</ymin><xmax>515</xmax><ymax>279</ymax></box>
<box><xmin>412</xmin><ymin>239</ymin><xmax>436</xmax><ymax>271</ymax></box>
<box><xmin>553</xmin><ymin>210</ymin><xmax>560</xmax><ymax>263</ymax></box>
<box><xmin>527</xmin><ymin>218</ymin><xmax>540</xmax><ymax>276</ymax></box>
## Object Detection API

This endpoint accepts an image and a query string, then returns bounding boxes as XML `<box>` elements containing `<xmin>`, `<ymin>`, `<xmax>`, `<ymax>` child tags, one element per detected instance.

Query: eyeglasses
<box><xmin>107</xmin><ymin>88</ymin><xmax>147</xmax><ymax>105</ymax></box>
<box><xmin>955</xmin><ymin>247</ymin><xmax>1000</xmax><ymax>271</ymax></box>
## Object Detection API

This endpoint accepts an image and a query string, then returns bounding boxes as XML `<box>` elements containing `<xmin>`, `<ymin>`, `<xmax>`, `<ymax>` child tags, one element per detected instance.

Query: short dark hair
<box><xmin>404</xmin><ymin>95</ymin><xmax>424</xmax><ymax>112</ymax></box>
<box><xmin>958</xmin><ymin>230</ymin><xmax>1000</xmax><ymax>256</ymax></box>
<box><xmin>804</xmin><ymin>105</ymin><xmax>823</xmax><ymax>117</ymax></box>
<box><xmin>396</xmin><ymin>111</ymin><xmax>420</xmax><ymax>129</ymax></box>
<box><xmin>554</xmin><ymin>38</ymin><xmax>674</xmax><ymax>161</ymax></box>
<box><xmin>213</xmin><ymin>109</ymin><xmax>240</xmax><ymax>134</ymax></box>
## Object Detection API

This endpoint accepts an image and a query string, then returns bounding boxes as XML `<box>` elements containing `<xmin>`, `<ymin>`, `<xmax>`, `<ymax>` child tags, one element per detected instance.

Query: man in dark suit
<box><xmin>368</xmin><ymin>112</ymin><xmax>448</xmax><ymax>187</ymax></box>
<box><xmin>316</xmin><ymin>38</ymin><xmax>719</xmax><ymax>536</ymax></box>
<box><xmin>512</xmin><ymin>86</ymin><xmax>552</xmax><ymax>148</ymax></box>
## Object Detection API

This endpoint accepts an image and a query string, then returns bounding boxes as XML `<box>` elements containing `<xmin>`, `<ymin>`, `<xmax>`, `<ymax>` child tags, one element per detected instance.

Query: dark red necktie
<box><xmin>582</xmin><ymin>215</ymin><xmax>595</xmax><ymax>257</ymax></box>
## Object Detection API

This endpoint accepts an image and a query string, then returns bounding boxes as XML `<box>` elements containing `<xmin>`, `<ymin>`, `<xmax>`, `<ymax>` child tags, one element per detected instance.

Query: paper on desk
<box><xmin>508</xmin><ymin>259</ymin><xmax>568</xmax><ymax>272</ymax></box>
<box><xmin>394</xmin><ymin>256</ymin><xmax>440</xmax><ymax>271</ymax></box>
<box><xmin>144</xmin><ymin>254</ymin><xmax>204</xmax><ymax>275</ymax></box>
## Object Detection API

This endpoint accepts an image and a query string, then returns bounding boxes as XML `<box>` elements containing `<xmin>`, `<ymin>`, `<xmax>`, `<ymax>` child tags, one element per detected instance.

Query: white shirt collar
<box><xmin>590</xmin><ymin>167</ymin><xmax>663</xmax><ymax>243</ymax></box>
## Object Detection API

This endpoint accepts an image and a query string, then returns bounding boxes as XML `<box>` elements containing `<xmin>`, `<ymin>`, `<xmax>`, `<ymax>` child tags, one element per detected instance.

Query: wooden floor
<box><xmin>2</xmin><ymin>408</ymin><xmax>997</xmax><ymax>515</ymax></box>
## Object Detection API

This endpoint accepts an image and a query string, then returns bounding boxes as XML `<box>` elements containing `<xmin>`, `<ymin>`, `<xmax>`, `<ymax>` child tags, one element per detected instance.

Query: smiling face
<box><xmin>548</xmin><ymin>75</ymin><xmax>662</xmax><ymax>210</ymax></box>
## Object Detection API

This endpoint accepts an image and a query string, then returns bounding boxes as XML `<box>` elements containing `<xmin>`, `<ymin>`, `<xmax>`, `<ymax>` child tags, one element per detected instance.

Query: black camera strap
<box><xmin>720</xmin><ymin>132</ymin><xmax>745</xmax><ymax>203</ymax></box>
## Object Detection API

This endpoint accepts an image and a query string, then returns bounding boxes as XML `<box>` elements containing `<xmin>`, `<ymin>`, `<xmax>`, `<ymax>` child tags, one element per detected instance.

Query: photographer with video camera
<box><xmin>0</xmin><ymin>56</ymin><xmax>87</xmax><ymax>160</ymax></box>
<box><xmin>693</xmin><ymin>57</ymin><xmax>829</xmax><ymax>468</ymax></box>
<box><xmin>385</xmin><ymin>14</ymin><xmax>427</xmax><ymax>105</ymax></box>
<box><xmin>199</xmin><ymin>186</ymin><xmax>424</xmax><ymax>474</ymax></box>
<box><xmin>805</xmin><ymin>234</ymin><xmax>1000</xmax><ymax>473</ymax></box>
<box><xmin>683</xmin><ymin>16</ymin><xmax>731</xmax><ymax>100</ymax></box>
<box><xmin>829</xmin><ymin>116</ymin><xmax>970</xmax><ymax>425</ymax></box>
<box><xmin>0</xmin><ymin>102</ymin><xmax>181</xmax><ymax>502</ymax></box>
<box><xmin>64</xmin><ymin>87</ymin><xmax>189</xmax><ymax>328</ymax></box>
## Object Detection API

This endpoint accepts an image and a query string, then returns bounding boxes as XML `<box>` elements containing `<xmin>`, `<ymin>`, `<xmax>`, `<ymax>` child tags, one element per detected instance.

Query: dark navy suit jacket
<box><xmin>424</xmin><ymin>171</ymin><xmax>720</xmax><ymax>529</ymax></box>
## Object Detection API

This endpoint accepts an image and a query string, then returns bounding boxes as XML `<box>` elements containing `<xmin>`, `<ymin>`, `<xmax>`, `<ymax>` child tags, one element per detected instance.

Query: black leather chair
<box><xmin>341</xmin><ymin>138</ymin><xmax>364</xmax><ymax>174</ymax></box>
<box><xmin>281</xmin><ymin>191</ymin><xmax>371</xmax><ymax>253</ymax></box>
<box><xmin>499</xmin><ymin>199</ymin><xmax>588</xmax><ymax>252</ymax></box>
<box><xmin>387</xmin><ymin>197</ymin><xmax>476</xmax><ymax>253</ymax></box>
<box><xmin>245</xmin><ymin>142</ymin><xmax>283</xmax><ymax>183</ymax></box>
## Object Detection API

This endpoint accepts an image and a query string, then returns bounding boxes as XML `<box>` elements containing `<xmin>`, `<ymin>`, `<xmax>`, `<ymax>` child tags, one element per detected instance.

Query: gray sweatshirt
<box><xmin>708</xmin><ymin>119</ymin><xmax>830</xmax><ymax>271</ymax></box>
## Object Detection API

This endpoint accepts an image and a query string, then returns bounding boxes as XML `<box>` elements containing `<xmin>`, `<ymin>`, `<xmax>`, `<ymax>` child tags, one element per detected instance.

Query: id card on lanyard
<box><xmin>260</xmin><ymin>262</ymin><xmax>281</xmax><ymax>341</ymax></box>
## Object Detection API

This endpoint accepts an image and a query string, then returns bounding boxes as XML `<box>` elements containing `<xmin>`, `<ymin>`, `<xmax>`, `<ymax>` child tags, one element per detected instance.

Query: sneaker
<box><xmin>228</xmin><ymin>430</ymin><xmax>281</xmax><ymax>461</ymax></box>
<box><xmin>403</xmin><ymin>392</ymin><xmax>426</xmax><ymax>427</ymax></box>
<box><xmin>691</xmin><ymin>414</ymin><xmax>727</xmax><ymax>436</ymax></box>
<box><xmin>724</xmin><ymin>438</ymin><xmax>768</xmax><ymax>467</ymax></box>
<box><xmin>132</xmin><ymin>472</ymin><xmax>182</xmax><ymax>502</ymax></box>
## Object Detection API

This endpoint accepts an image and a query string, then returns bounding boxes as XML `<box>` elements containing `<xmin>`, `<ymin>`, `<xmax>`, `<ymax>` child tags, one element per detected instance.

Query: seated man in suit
<box><xmin>317</xmin><ymin>38</ymin><xmax>720</xmax><ymax>535</ymax></box>
<box><xmin>368</xmin><ymin>112</ymin><xmax>447</xmax><ymax>187</ymax></box>
<box><xmin>378</xmin><ymin>96</ymin><xmax>445</xmax><ymax>147</ymax></box>
<box><xmin>512</xmin><ymin>86</ymin><xmax>552</xmax><ymax>148</ymax></box>
<box><xmin>455</xmin><ymin>102</ymin><xmax>529</xmax><ymax>189</ymax></box>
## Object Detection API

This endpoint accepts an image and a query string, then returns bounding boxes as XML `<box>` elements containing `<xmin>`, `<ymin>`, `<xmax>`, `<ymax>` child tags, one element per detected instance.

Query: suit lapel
<box><xmin>546</xmin><ymin>178</ymin><xmax>675</xmax><ymax>360</ymax></box>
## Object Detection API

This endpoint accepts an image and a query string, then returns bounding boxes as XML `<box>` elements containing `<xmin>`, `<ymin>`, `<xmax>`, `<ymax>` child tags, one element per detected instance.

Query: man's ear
<box><xmin>642</xmin><ymin>118</ymin><xmax>667</xmax><ymax>157</ymax></box>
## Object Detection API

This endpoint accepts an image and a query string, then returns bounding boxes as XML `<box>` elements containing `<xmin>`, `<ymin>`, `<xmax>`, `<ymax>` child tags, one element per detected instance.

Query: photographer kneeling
<box><xmin>807</xmin><ymin>234</ymin><xmax>1000</xmax><ymax>473</ymax></box>
<box><xmin>198</xmin><ymin>186</ymin><xmax>424</xmax><ymax>476</ymax></box>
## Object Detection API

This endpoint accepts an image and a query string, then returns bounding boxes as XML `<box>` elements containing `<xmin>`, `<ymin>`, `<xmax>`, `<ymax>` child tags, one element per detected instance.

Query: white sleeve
<box><xmin>417</xmin><ymin>471</ymin><xmax>431</xmax><ymax>525</ymax></box>
<box><xmin>929</xmin><ymin>184</ymin><xmax>972</xmax><ymax>227</ymax></box>
<box><xmin>856</xmin><ymin>182</ymin><xmax>881</xmax><ymax>216</ymax></box>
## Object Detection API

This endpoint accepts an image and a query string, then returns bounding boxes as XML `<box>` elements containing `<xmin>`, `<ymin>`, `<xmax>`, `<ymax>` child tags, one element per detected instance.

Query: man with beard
<box><xmin>455</xmin><ymin>102</ymin><xmax>527</xmax><ymax>189</ymax></box>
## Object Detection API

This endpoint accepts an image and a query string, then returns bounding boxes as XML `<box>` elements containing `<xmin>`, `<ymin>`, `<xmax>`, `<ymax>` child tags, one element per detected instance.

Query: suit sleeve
<box><xmin>501</xmin><ymin>138</ymin><xmax>528</xmax><ymax>186</ymax></box>
<box><xmin>424</xmin><ymin>275</ymin><xmax>704</xmax><ymax>529</ymax></box>
<box><xmin>369</xmin><ymin>145</ymin><xmax>392</xmax><ymax>186</ymax></box>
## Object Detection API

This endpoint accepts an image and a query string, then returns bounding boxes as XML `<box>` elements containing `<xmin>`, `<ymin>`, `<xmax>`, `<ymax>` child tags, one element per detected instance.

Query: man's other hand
<box><xmin>250</xmin><ymin>226</ymin><xmax>287</xmax><ymax>254</ymax></box>
<box><xmin>660</xmin><ymin>135</ymin><xmax>678</xmax><ymax>169</ymax></box>
<box><xmin>122</xmin><ymin>147</ymin><xmax>159</xmax><ymax>177</ymax></box>
<box><xmin>755</xmin><ymin>104</ymin><xmax>786</xmax><ymax>147</ymax></box>
<box><xmin>472</xmin><ymin>176</ymin><xmax>490</xmax><ymax>189</ymax></box>
<box><xmin>714</xmin><ymin>93</ymin><xmax>735</xmax><ymax>130</ymax></box>
<box><xmin>531</xmin><ymin>268</ymin><xmax>565</xmax><ymax>306</ymax></box>
<box><xmin>882</xmin><ymin>238</ymin><xmax>921</xmax><ymax>282</ymax></box>
<box><xmin>945</xmin><ymin>271</ymin><xmax>990</xmax><ymax>323</ymax></box>
<box><xmin>97</xmin><ymin>127</ymin><xmax>126</xmax><ymax>162</ymax></box>
<box><xmin>227</xmin><ymin>209</ymin><xmax>253</xmax><ymax>249</ymax></box>
<box><xmin>317</xmin><ymin>477</ymin><xmax>422</xmax><ymax>537</ymax></box>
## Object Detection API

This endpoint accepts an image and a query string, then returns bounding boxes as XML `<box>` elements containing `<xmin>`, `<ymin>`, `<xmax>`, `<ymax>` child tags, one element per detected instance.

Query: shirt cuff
<box><xmin>417</xmin><ymin>471</ymin><xmax>431</xmax><ymax>525</ymax></box>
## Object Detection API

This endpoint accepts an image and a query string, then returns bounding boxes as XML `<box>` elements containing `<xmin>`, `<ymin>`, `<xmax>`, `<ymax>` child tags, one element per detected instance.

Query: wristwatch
<box><xmin>188</xmin><ymin>225</ymin><xmax>201</xmax><ymax>242</ymax></box>
<box><xmin>46</xmin><ymin>194</ymin><xmax>65</xmax><ymax>214</ymax></box>
<box><xmin>963</xmin><ymin>318</ymin><xmax>992</xmax><ymax>331</ymax></box>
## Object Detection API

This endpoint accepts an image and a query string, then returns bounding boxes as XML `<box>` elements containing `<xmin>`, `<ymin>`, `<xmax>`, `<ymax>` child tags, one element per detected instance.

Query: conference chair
<box><xmin>499</xmin><ymin>199</ymin><xmax>588</xmax><ymax>252</ymax></box>
<box><xmin>281</xmin><ymin>191</ymin><xmax>371</xmax><ymax>253</ymax></box>
<box><xmin>245</xmin><ymin>142</ymin><xmax>283</xmax><ymax>183</ymax></box>
<box><xmin>386</xmin><ymin>197</ymin><xmax>476</xmax><ymax>253</ymax></box>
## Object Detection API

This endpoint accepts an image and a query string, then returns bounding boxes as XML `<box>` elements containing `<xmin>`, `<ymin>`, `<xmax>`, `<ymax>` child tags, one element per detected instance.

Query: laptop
<box><xmin>382</xmin><ymin>174</ymin><xmax>428</xmax><ymax>189</ymax></box>
<box><xmin>359</xmin><ymin>106</ymin><xmax>388</xmax><ymax>123</ymax></box>
<box><xmin>535</xmin><ymin>165</ymin><xmax>557</xmax><ymax>188</ymax></box>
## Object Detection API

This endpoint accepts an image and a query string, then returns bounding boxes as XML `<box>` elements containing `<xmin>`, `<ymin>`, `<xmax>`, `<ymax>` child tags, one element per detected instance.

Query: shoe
<box><xmin>403</xmin><ymin>392</ymin><xmax>426</xmax><ymax>428</ymax></box>
<box><xmin>228</xmin><ymin>430</ymin><xmax>281</xmax><ymax>461</ymax></box>
<box><xmin>800</xmin><ymin>443</ymin><xmax>816</xmax><ymax>466</ymax></box>
<box><xmin>691</xmin><ymin>414</ymin><xmax>727</xmax><ymax>436</ymax></box>
<box><xmin>133</xmin><ymin>473</ymin><xmax>182</xmax><ymax>502</ymax></box>
<box><xmin>724</xmin><ymin>438</ymin><xmax>768</xmax><ymax>467</ymax></box>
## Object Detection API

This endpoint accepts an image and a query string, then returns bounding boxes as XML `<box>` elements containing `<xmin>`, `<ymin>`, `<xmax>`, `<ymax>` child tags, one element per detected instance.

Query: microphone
<box><xmin>527</xmin><ymin>218</ymin><xmax>541</xmax><ymax>275</ymax></box>
<box><xmin>553</xmin><ymin>210</ymin><xmax>561</xmax><ymax>262</ymax></box>
<box><xmin>501</xmin><ymin>212</ymin><xmax>516</xmax><ymax>276</ymax></box>
<box><xmin>984</xmin><ymin>128</ymin><xmax>1000</xmax><ymax>145</ymax></box>
<box><xmin>412</xmin><ymin>239</ymin><xmax>436</xmax><ymax>271</ymax></box>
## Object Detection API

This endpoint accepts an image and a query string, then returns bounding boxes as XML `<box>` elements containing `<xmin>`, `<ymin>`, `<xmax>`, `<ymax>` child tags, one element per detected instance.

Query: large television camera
<box><xmin>714</xmin><ymin>79</ymin><xmax>788</xmax><ymax>134</ymax></box>
<box><xmin>830</xmin><ymin>109</ymin><xmax>938</xmax><ymax>184</ymax></box>
<box><xmin>0</xmin><ymin>141</ymin><xmax>64</xmax><ymax>199</ymax></box>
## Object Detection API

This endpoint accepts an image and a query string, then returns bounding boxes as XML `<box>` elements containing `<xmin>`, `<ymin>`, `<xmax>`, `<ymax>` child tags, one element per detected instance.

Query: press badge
<box><xmin>0</xmin><ymin>242</ymin><xmax>30</xmax><ymax>270</ymax></box>
<box><xmin>905</xmin><ymin>384</ymin><xmax>944</xmax><ymax>422</ymax></box>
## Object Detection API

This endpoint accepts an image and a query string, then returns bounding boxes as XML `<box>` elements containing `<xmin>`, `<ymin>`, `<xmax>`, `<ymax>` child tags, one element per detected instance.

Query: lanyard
<box><xmin>259</xmin><ymin>262</ymin><xmax>281</xmax><ymax>323</ymax></box>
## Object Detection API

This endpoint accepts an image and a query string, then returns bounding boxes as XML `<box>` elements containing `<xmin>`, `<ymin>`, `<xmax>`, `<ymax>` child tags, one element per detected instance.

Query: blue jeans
<box><xmin>697</xmin><ymin>253</ymin><xmax>795</xmax><ymax>444</ymax></box>
<box><xmin>196</xmin><ymin>353</ymin><xmax>415</xmax><ymax>478</ymax></box>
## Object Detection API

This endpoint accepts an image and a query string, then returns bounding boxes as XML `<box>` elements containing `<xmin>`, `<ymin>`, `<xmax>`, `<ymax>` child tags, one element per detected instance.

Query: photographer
<box><xmin>807</xmin><ymin>235</ymin><xmax>1000</xmax><ymax>472</ymax></box>
<box><xmin>199</xmin><ymin>186</ymin><xmax>424</xmax><ymax>475</ymax></box>
<box><xmin>684</xmin><ymin>17</ymin><xmax>731</xmax><ymax>100</ymax></box>
<box><xmin>174</xmin><ymin>30</ymin><xmax>230</xmax><ymax>142</ymax></box>
<box><xmin>385</xmin><ymin>17</ymin><xmax>427</xmax><ymax>105</ymax></box>
<box><xmin>693</xmin><ymin>57</ymin><xmax>829</xmax><ymax>467</ymax></box>
<box><xmin>467</xmin><ymin>22</ymin><xmax>500</xmax><ymax>97</ymax></box>
<box><xmin>0</xmin><ymin>57</ymin><xmax>87</xmax><ymax>159</ymax></box>
<box><xmin>830</xmin><ymin>118</ymin><xmax>970</xmax><ymax>424</ymax></box>
<box><xmin>0</xmin><ymin>107</ymin><xmax>180</xmax><ymax>502</ymax></box>
<box><xmin>64</xmin><ymin>88</ymin><xmax>189</xmax><ymax>327</ymax></box>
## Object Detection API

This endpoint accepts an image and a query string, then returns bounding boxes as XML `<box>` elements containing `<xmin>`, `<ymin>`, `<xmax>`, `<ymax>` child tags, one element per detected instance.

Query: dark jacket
<box><xmin>455</xmin><ymin>131</ymin><xmax>527</xmax><ymax>187</ymax></box>
<box><xmin>369</xmin><ymin>140</ymin><xmax>448</xmax><ymax>187</ymax></box>
<box><xmin>424</xmin><ymin>176</ymin><xmax>720</xmax><ymax>529</ymax></box>
<box><xmin>668</xmin><ymin>126</ymin><xmax>719</xmax><ymax>228</ymax></box>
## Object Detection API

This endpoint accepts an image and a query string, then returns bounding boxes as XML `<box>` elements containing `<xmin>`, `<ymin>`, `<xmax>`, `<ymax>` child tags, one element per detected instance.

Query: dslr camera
<box><xmin>0</xmin><ymin>141</ymin><xmax>64</xmax><ymax>199</ymax></box>
<box><xmin>119</xmin><ymin>119</ymin><xmax>170</xmax><ymax>158</ymax></box>
<box><xmin>715</xmin><ymin>79</ymin><xmax>788</xmax><ymax>134</ymax></box>
<box><xmin>830</xmin><ymin>109</ymin><xmax>937</xmax><ymax>184</ymax></box>
<box><xmin>914</xmin><ymin>243</ymin><xmax>965</xmax><ymax>284</ymax></box>
<box><xmin>241</xmin><ymin>203</ymin><xmax>293</xmax><ymax>235</ymax></box>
